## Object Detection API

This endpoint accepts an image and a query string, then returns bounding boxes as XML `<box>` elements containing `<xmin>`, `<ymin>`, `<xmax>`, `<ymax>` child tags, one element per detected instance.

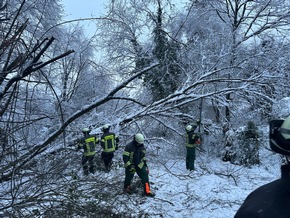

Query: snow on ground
<box><xmin>102</xmin><ymin>142</ymin><xmax>281</xmax><ymax>218</ymax></box>
<box><xmin>67</xmin><ymin>97</ymin><xmax>288</xmax><ymax>217</ymax></box>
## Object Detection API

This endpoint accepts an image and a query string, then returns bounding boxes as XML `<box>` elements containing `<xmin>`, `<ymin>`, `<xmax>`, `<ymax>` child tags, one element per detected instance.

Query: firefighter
<box><xmin>235</xmin><ymin>115</ymin><xmax>290</xmax><ymax>218</ymax></box>
<box><xmin>123</xmin><ymin>133</ymin><xmax>155</xmax><ymax>197</ymax></box>
<box><xmin>100</xmin><ymin>124</ymin><xmax>119</xmax><ymax>171</ymax></box>
<box><xmin>185</xmin><ymin>122</ymin><xmax>201</xmax><ymax>171</ymax></box>
<box><xmin>77</xmin><ymin>128</ymin><xmax>98</xmax><ymax>175</ymax></box>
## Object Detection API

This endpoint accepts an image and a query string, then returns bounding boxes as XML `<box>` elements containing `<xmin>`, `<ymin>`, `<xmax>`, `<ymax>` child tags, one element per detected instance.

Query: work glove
<box><xmin>129</xmin><ymin>165</ymin><xmax>135</xmax><ymax>174</ymax></box>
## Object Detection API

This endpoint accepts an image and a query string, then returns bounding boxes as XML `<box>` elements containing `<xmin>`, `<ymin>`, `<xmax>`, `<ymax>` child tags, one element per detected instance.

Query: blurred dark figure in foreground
<box><xmin>235</xmin><ymin>115</ymin><xmax>290</xmax><ymax>218</ymax></box>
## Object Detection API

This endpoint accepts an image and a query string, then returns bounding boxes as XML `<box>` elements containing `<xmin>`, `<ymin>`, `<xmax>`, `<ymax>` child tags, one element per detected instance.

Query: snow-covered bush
<box><xmin>272</xmin><ymin>97</ymin><xmax>290</xmax><ymax>118</ymax></box>
<box><xmin>222</xmin><ymin>121</ymin><xmax>262</xmax><ymax>166</ymax></box>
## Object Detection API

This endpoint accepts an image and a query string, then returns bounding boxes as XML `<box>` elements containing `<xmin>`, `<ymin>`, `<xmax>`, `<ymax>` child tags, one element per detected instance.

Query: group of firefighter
<box><xmin>75</xmin><ymin>121</ymin><xmax>201</xmax><ymax>197</ymax></box>
<box><xmin>75</xmin><ymin>115</ymin><xmax>290</xmax><ymax>217</ymax></box>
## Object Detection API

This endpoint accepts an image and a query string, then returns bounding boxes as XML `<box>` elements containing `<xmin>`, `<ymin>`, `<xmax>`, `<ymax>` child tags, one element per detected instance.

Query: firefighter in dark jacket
<box><xmin>100</xmin><ymin>124</ymin><xmax>119</xmax><ymax>171</ymax></box>
<box><xmin>185</xmin><ymin>123</ymin><xmax>201</xmax><ymax>171</ymax></box>
<box><xmin>235</xmin><ymin>115</ymin><xmax>290</xmax><ymax>218</ymax></box>
<box><xmin>123</xmin><ymin>133</ymin><xmax>155</xmax><ymax>197</ymax></box>
<box><xmin>77</xmin><ymin>128</ymin><xmax>98</xmax><ymax>175</ymax></box>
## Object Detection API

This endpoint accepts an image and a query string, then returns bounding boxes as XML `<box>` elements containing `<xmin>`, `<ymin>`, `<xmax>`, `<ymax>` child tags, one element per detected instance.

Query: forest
<box><xmin>0</xmin><ymin>0</ymin><xmax>290</xmax><ymax>217</ymax></box>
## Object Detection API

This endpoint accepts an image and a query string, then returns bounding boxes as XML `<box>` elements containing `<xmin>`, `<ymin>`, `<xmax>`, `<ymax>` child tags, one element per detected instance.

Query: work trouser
<box><xmin>186</xmin><ymin>146</ymin><xmax>196</xmax><ymax>170</ymax></box>
<box><xmin>101</xmin><ymin>152</ymin><xmax>114</xmax><ymax>169</ymax></box>
<box><xmin>82</xmin><ymin>155</ymin><xmax>95</xmax><ymax>175</ymax></box>
<box><xmin>124</xmin><ymin>165</ymin><xmax>149</xmax><ymax>191</ymax></box>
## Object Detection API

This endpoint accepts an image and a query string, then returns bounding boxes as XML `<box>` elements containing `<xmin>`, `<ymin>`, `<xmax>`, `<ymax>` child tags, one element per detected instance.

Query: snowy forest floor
<box><xmin>65</xmin><ymin>138</ymin><xmax>282</xmax><ymax>218</ymax></box>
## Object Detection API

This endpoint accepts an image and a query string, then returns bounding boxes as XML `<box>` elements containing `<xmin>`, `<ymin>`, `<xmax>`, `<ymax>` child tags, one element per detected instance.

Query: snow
<box><xmin>30</xmin><ymin>97</ymin><xmax>288</xmax><ymax>217</ymax></box>
<box><xmin>272</xmin><ymin>97</ymin><xmax>290</xmax><ymax>118</ymax></box>
<box><xmin>85</xmin><ymin>139</ymin><xmax>281</xmax><ymax>218</ymax></box>
<box><xmin>146</xmin><ymin>153</ymin><xmax>278</xmax><ymax>217</ymax></box>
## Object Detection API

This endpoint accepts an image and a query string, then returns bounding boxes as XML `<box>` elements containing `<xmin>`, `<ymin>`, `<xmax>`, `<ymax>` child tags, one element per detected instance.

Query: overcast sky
<box><xmin>61</xmin><ymin>0</ymin><xmax>188</xmax><ymax>19</ymax></box>
<box><xmin>61</xmin><ymin>0</ymin><xmax>106</xmax><ymax>19</ymax></box>
<box><xmin>61</xmin><ymin>0</ymin><xmax>188</xmax><ymax>37</ymax></box>
<box><xmin>61</xmin><ymin>0</ymin><xmax>107</xmax><ymax>37</ymax></box>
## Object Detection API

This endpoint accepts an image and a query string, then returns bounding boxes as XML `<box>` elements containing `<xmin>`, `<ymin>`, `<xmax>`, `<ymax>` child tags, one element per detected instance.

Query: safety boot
<box><xmin>144</xmin><ymin>182</ymin><xmax>155</xmax><ymax>197</ymax></box>
<box><xmin>123</xmin><ymin>185</ymin><xmax>132</xmax><ymax>195</ymax></box>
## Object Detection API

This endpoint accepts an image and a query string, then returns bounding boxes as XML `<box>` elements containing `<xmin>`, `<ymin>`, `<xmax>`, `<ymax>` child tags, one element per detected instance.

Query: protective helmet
<box><xmin>135</xmin><ymin>133</ymin><xmax>145</xmax><ymax>144</ymax></box>
<box><xmin>280</xmin><ymin>116</ymin><xmax>290</xmax><ymax>140</ymax></box>
<box><xmin>186</xmin><ymin>125</ymin><xmax>193</xmax><ymax>132</ymax></box>
<box><xmin>82</xmin><ymin>127</ymin><xmax>90</xmax><ymax>133</ymax></box>
<box><xmin>102</xmin><ymin>124</ymin><xmax>110</xmax><ymax>131</ymax></box>
<box><xmin>269</xmin><ymin>115</ymin><xmax>290</xmax><ymax>155</ymax></box>
<box><xmin>186</xmin><ymin>124</ymin><xmax>197</xmax><ymax>132</ymax></box>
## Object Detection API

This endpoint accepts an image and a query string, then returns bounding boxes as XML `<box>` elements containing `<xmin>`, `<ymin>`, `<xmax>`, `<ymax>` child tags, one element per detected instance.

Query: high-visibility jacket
<box><xmin>100</xmin><ymin>132</ymin><xmax>119</xmax><ymax>153</ymax></box>
<box><xmin>186</xmin><ymin>130</ymin><xmax>200</xmax><ymax>148</ymax></box>
<box><xmin>78</xmin><ymin>135</ymin><xmax>98</xmax><ymax>156</ymax></box>
<box><xmin>123</xmin><ymin>140</ymin><xmax>146</xmax><ymax>169</ymax></box>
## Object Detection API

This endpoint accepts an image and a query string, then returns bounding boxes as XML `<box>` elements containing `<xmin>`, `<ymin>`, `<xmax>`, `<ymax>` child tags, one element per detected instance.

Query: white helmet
<box><xmin>135</xmin><ymin>133</ymin><xmax>145</xmax><ymax>144</ymax></box>
<box><xmin>82</xmin><ymin>127</ymin><xmax>90</xmax><ymax>133</ymax></box>
<box><xmin>186</xmin><ymin>123</ymin><xmax>197</xmax><ymax>132</ymax></box>
<box><xmin>280</xmin><ymin>115</ymin><xmax>290</xmax><ymax>140</ymax></box>
<box><xmin>102</xmin><ymin>124</ymin><xmax>110</xmax><ymax>131</ymax></box>
<box><xmin>186</xmin><ymin>125</ymin><xmax>193</xmax><ymax>132</ymax></box>
<box><xmin>269</xmin><ymin>117</ymin><xmax>290</xmax><ymax>155</ymax></box>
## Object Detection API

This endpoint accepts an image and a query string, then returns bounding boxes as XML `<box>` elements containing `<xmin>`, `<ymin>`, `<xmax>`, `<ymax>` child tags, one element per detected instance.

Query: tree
<box><xmin>223</xmin><ymin>121</ymin><xmax>260</xmax><ymax>166</ymax></box>
<box><xmin>0</xmin><ymin>1</ymin><xmax>74</xmax><ymax>215</ymax></box>
<box><xmin>144</xmin><ymin>0</ymin><xmax>183</xmax><ymax>101</ymax></box>
<box><xmin>1</xmin><ymin>0</ymin><xmax>290</xmax><ymax>215</ymax></box>
<box><xmin>213</xmin><ymin>0</ymin><xmax>290</xmax><ymax>122</ymax></box>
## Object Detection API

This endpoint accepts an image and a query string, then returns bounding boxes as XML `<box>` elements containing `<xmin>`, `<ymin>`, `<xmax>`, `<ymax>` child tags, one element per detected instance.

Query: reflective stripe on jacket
<box><xmin>123</xmin><ymin>141</ymin><xmax>146</xmax><ymax>169</ymax></box>
<box><xmin>101</xmin><ymin>132</ymin><xmax>119</xmax><ymax>153</ymax></box>
<box><xmin>186</xmin><ymin>131</ymin><xmax>199</xmax><ymax>148</ymax></box>
<box><xmin>79</xmin><ymin>135</ymin><xmax>98</xmax><ymax>156</ymax></box>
